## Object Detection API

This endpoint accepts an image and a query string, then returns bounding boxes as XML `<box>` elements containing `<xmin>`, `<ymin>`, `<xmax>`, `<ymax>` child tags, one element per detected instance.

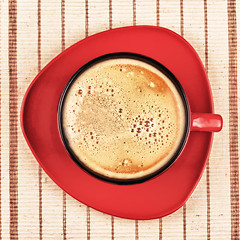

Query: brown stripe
<box><xmin>61</xmin><ymin>0</ymin><xmax>67</xmax><ymax>239</ymax></box>
<box><xmin>87</xmin><ymin>207</ymin><xmax>90</xmax><ymax>240</ymax></box>
<box><xmin>227</xmin><ymin>1</ymin><xmax>240</xmax><ymax>239</ymax></box>
<box><xmin>156</xmin><ymin>0</ymin><xmax>160</xmax><ymax>26</ymax></box>
<box><xmin>37</xmin><ymin>0</ymin><xmax>42</xmax><ymax>239</ymax></box>
<box><xmin>206</xmin><ymin>163</ymin><xmax>210</xmax><ymax>239</ymax></box>
<box><xmin>204</xmin><ymin>0</ymin><xmax>209</xmax><ymax>74</ymax></box>
<box><xmin>111</xmin><ymin>216</ymin><xmax>114</xmax><ymax>240</ymax></box>
<box><xmin>38</xmin><ymin>167</ymin><xmax>42</xmax><ymax>240</ymax></box>
<box><xmin>159</xmin><ymin>218</ymin><xmax>162</xmax><ymax>240</ymax></box>
<box><xmin>133</xmin><ymin>0</ymin><xmax>136</xmax><ymax>26</ymax></box>
<box><xmin>62</xmin><ymin>192</ymin><xmax>66</xmax><ymax>239</ymax></box>
<box><xmin>180</xmin><ymin>0</ymin><xmax>183</xmax><ymax>37</ymax></box>
<box><xmin>85</xmin><ymin>0</ymin><xmax>88</xmax><ymax>37</ymax></box>
<box><xmin>61</xmin><ymin>0</ymin><xmax>65</xmax><ymax>51</ymax></box>
<box><xmin>38</xmin><ymin>0</ymin><xmax>41</xmax><ymax>73</ymax></box>
<box><xmin>204</xmin><ymin>1</ymin><xmax>211</xmax><ymax>239</ymax></box>
<box><xmin>135</xmin><ymin>220</ymin><xmax>139</xmax><ymax>240</ymax></box>
<box><xmin>183</xmin><ymin>205</ymin><xmax>186</xmax><ymax>240</ymax></box>
<box><xmin>109</xmin><ymin>0</ymin><xmax>112</xmax><ymax>29</ymax></box>
<box><xmin>9</xmin><ymin>0</ymin><xmax>18</xmax><ymax>239</ymax></box>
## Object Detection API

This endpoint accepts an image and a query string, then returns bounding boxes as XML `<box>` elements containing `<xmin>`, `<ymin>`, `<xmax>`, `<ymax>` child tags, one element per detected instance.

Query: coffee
<box><xmin>61</xmin><ymin>56</ymin><xmax>186</xmax><ymax>181</ymax></box>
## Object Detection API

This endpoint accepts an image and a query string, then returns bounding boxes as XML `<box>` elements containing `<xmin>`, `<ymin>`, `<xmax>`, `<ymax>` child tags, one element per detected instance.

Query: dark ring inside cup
<box><xmin>58</xmin><ymin>53</ymin><xmax>190</xmax><ymax>184</ymax></box>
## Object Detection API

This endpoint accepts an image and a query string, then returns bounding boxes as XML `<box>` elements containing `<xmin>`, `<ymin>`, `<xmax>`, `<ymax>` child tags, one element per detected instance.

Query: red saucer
<box><xmin>21</xmin><ymin>26</ymin><xmax>213</xmax><ymax>220</ymax></box>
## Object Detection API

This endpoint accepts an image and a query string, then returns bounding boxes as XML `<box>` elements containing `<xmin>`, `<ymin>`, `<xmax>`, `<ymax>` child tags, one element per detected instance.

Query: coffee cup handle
<box><xmin>191</xmin><ymin>113</ymin><xmax>223</xmax><ymax>132</ymax></box>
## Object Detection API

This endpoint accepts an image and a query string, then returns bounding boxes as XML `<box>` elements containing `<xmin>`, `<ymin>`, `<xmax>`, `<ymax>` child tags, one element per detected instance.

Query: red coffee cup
<box><xmin>58</xmin><ymin>53</ymin><xmax>223</xmax><ymax>184</ymax></box>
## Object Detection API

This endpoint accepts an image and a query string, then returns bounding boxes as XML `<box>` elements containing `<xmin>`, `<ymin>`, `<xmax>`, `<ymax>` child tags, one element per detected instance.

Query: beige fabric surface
<box><xmin>0</xmin><ymin>0</ymin><xmax>239</xmax><ymax>239</ymax></box>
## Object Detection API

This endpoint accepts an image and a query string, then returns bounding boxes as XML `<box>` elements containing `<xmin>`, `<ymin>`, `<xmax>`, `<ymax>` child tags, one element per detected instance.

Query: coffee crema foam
<box><xmin>62</xmin><ymin>58</ymin><xmax>186</xmax><ymax>180</ymax></box>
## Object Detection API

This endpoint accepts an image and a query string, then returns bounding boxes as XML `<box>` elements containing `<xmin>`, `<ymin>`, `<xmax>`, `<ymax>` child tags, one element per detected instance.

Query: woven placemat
<box><xmin>1</xmin><ymin>0</ymin><xmax>239</xmax><ymax>239</ymax></box>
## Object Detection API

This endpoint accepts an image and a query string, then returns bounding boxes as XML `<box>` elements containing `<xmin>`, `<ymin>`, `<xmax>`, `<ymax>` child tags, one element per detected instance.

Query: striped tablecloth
<box><xmin>1</xmin><ymin>0</ymin><xmax>239</xmax><ymax>239</ymax></box>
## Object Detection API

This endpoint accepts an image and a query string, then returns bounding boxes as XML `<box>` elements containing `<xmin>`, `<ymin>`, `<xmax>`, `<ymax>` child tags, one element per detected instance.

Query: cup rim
<box><xmin>57</xmin><ymin>52</ymin><xmax>191</xmax><ymax>185</ymax></box>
